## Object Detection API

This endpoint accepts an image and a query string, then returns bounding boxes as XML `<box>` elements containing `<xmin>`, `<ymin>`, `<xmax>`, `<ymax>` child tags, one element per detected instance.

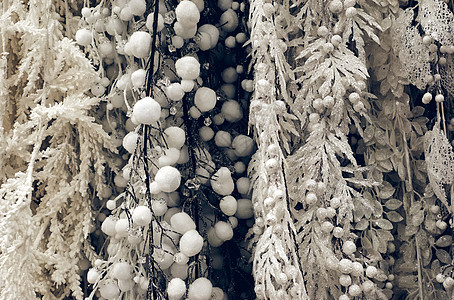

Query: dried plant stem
<box><xmin>402</xmin><ymin>128</ymin><xmax>424</xmax><ymax>300</ymax></box>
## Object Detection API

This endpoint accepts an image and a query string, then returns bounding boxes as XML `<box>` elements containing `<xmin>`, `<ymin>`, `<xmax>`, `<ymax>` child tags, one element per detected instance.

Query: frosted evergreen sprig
<box><xmin>248</xmin><ymin>0</ymin><xmax>308</xmax><ymax>299</ymax></box>
<box><xmin>284</xmin><ymin>0</ymin><xmax>392</xmax><ymax>299</ymax></box>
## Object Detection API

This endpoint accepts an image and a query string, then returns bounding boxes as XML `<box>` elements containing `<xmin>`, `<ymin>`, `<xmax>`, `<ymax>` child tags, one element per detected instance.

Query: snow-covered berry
<box><xmin>154</xmin><ymin>166</ymin><xmax>182</xmax><ymax>193</ymax></box>
<box><xmin>345</xmin><ymin>7</ymin><xmax>357</xmax><ymax>18</ymax></box>
<box><xmin>122</xmin><ymin>132</ymin><xmax>138</xmax><ymax>154</ymax></box>
<box><xmin>167</xmin><ymin>278</ymin><xmax>186</xmax><ymax>300</ymax></box>
<box><xmin>188</xmin><ymin>277</ymin><xmax>212</xmax><ymax>300</ymax></box>
<box><xmin>166</xmin><ymin>83</ymin><xmax>185</xmax><ymax>101</ymax></box>
<box><xmin>339</xmin><ymin>258</ymin><xmax>353</xmax><ymax>274</ymax></box>
<box><xmin>75</xmin><ymin>29</ymin><xmax>92</xmax><ymax>46</ymax></box>
<box><xmin>175</xmin><ymin>56</ymin><xmax>200</xmax><ymax>80</ymax></box>
<box><xmin>198</xmin><ymin>24</ymin><xmax>220</xmax><ymax>48</ymax></box>
<box><xmin>214</xmin><ymin>221</ymin><xmax>234</xmax><ymax>241</ymax></box>
<box><xmin>422</xmin><ymin>92</ymin><xmax>432</xmax><ymax>104</ymax></box>
<box><xmin>329</xmin><ymin>0</ymin><xmax>343</xmax><ymax>13</ymax></box>
<box><xmin>232</xmin><ymin>135</ymin><xmax>254</xmax><ymax>157</ymax></box>
<box><xmin>146</xmin><ymin>12</ymin><xmax>164</xmax><ymax>32</ymax></box>
<box><xmin>112</xmin><ymin>262</ymin><xmax>131</xmax><ymax>280</ymax></box>
<box><xmin>131</xmin><ymin>69</ymin><xmax>147</xmax><ymax>88</ymax></box>
<box><xmin>164</xmin><ymin>126</ymin><xmax>186</xmax><ymax>149</ymax></box>
<box><xmin>211</xmin><ymin>167</ymin><xmax>234</xmax><ymax>195</ymax></box>
<box><xmin>342</xmin><ymin>240</ymin><xmax>356</xmax><ymax>255</ymax></box>
<box><xmin>435</xmin><ymin>94</ymin><xmax>445</xmax><ymax>103</ymax></box>
<box><xmin>221</xmin><ymin>100</ymin><xmax>243</xmax><ymax>122</ymax></box>
<box><xmin>444</xmin><ymin>277</ymin><xmax>454</xmax><ymax>290</ymax></box>
<box><xmin>101</xmin><ymin>217</ymin><xmax>117</xmax><ymax>236</ymax></box>
<box><xmin>87</xmin><ymin>268</ymin><xmax>100</xmax><ymax>284</ymax></box>
<box><xmin>366</xmin><ymin>265</ymin><xmax>378</xmax><ymax>278</ymax></box>
<box><xmin>99</xmin><ymin>282</ymin><xmax>120</xmax><ymax>299</ymax></box>
<box><xmin>220</xmin><ymin>195</ymin><xmax>238</xmax><ymax>216</ymax></box>
<box><xmin>128</xmin><ymin>31</ymin><xmax>152</xmax><ymax>58</ymax></box>
<box><xmin>195</xmin><ymin>87</ymin><xmax>217</xmax><ymax>112</ymax></box>
<box><xmin>179</xmin><ymin>229</ymin><xmax>204</xmax><ymax>257</ymax></box>
<box><xmin>133</xmin><ymin>97</ymin><xmax>161</xmax><ymax>124</ymax></box>
<box><xmin>305</xmin><ymin>192</ymin><xmax>318</xmax><ymax>205</ymax></box>
<box><xmin>339</xmin><ymin>274</ymin><xmax>352</xmax><ymax>286</ymax></box>
<box><xmin>235</xmin><ymin>199</ymin><xmax>254</xmax><ymax>219</ymax></box>
<box><xmin>132</xmin><ymin>205</ymin><xmax>152</xmax><ymax>226</ymax></box>
<box><xmin>114</xmin><ymin>218</ymin><xmax>129</xmax><ymax>237</ymax></box>
<box><xmin>349</xmin><ymin>284</ymin><xmax>362</xmax><ymax>297</ymax></box>
<box><xmin>351</xmin><ymin>262</ymin><xmax>363</xmax><ymax>277</ymax></box>
<box><xmin>199</xmin><ymin>126</ymin><xmax>215</xmax><ymax>141</ymax></box>
<box><xmin>215</xmin><ymin>131</ymin><xmax>232</xmax><ymax>147</ymax></box>
<box><xmin>219</xmin><ymin>9</ymin><xmax>239</xmax><ymax>32</ymax></box>
<box><xmin>175</xmin><ymin>0</ymin><xmax>200</xmax><ymax>27</ymax></box>
<box><xmin>170</xmin><ymin>212</ymin><xmax>196</xmax><ymax>234</ymax></box>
